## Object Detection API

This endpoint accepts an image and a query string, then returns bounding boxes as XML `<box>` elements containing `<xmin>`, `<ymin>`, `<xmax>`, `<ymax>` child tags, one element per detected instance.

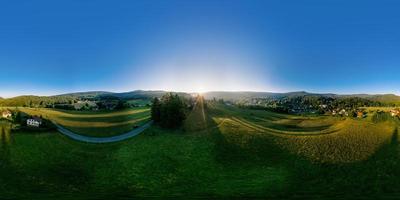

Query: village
<box><xmin>232</xmin><ymin>96</ymin><xmax>400</xmax><ymax>119</ymax></box>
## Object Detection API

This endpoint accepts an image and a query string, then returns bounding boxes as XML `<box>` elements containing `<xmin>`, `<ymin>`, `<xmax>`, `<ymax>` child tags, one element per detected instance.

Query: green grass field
<box><xmin>1</xmin><ymin>102</ymin><xmax>400</xmax><ymax>198</ymax></box>
<box><xmin>15</xmin><ymin>107</ymin><xmax>151</xmax><ymax>137</ymax></box>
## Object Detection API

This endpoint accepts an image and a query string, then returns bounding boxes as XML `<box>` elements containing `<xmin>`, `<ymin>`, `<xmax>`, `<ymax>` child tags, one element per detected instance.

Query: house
<box><xmin>338</xmin><ymin>109</ymin><xmax>348</xmax><ymax>116</ymax></box>
<box><xmin>390</xmin><ymin>109</ymin><xmax>400</xmax><ymax>117</ymax></box>
<box><xmin>319</xmin><ymin>104</ymin><xmax>328</xmax><ymax>109</ymax></box>
<box><xmin>1</xmin><ymin>110</ymin><xmax>12</xmax><ymax>118</ymax></box>
<box><xmin>27</xmin><ymin>117</ymin><xmax>42</xmax><ymax>127</ymax></box>
<box><xmin>357</xmin><ymin>111</ymin><xmax>365</xmax><ymax>118</ymax></box>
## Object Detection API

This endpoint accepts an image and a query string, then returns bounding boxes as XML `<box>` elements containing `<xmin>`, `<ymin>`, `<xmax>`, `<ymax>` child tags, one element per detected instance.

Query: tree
<box><xmin>114</xmin><ymin>100</ymin><xmax>126</xmax><ymax>110</ymax></box>
<box><xmin>151</xmin><ymin>97</ymin><xmax>161</xmax><ymax>123</ymax></box>
<box><xmin>151</xmin><ymin>93</ymin><xmax>186</xmax><ymax>129</ymax></box>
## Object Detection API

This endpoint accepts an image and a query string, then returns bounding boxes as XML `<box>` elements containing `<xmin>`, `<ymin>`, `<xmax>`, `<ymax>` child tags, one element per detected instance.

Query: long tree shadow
<box><xmin>0</xmin><ymin>123</ymin><xmax>12</xmax><ymax>167</ymax></box>
<box><xmin>390</xmin><ymin>127</ymin><xmax>398</xmax><ymax>146</ymax></box>
<box><xmin>0</xmin><ymin>121</ymin><xmax>22</xmax><ymax>198</ymax></box>
<box><xmin>207</xmin><ymin>104</ymin><xmax>287</xmax><ymax>166</ymax></box>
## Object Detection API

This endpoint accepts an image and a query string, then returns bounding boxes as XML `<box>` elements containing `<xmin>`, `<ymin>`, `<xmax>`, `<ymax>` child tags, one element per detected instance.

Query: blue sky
<box><xmin>1</xmin><ymin>0</ymin><xmax>400</xmax><ymax>97</ymax></box>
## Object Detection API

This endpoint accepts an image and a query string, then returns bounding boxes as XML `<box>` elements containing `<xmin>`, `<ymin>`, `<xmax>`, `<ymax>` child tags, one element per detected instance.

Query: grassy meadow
<box><xmin>14</xmin><ymin>107</ymin><xmax>151</xmax><ymax>137</ymax></box>
<box><xmin>1</xmin><ymin>102</ymin><xmax>400</xmax><ymax>198</ymax></box>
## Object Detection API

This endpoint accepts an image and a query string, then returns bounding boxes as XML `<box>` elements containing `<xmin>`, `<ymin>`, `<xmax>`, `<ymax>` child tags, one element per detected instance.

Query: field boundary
<box><xmin>54</xmin><ymin>121</ymin><xmax>153</xmax><ymax>143</ymax></box>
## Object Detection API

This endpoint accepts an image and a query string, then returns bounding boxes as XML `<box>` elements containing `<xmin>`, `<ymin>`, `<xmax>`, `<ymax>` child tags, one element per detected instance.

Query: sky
<box><xmin>1</xmin><ymin>0</ymin><xmax>400</xmax><ymax>97</ymax></box>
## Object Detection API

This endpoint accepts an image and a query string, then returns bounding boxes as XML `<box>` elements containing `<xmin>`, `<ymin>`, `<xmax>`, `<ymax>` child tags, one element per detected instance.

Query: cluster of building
<box><xmin>331</xmin><ymin>109</ymin><xmax>367</xmax><ymax>118</ymax></box>
<box><xmin>73</xmin><ymin>100</ymin><xmax>99</xmax><ymax>110</ymax></box>
<box><xmin>331</xmin><ymin>109</ymin><xmax>349</xmax><ymax>117</ymax></box>
<box><xmin>54</xmin><ymin>99</ymin><xmax>123</xmax><ymax>111</ymax></box>
<box><xmin>1</xmin><ymin>109</ymin><xmax>43</xmax><ymax>128</ymax></box>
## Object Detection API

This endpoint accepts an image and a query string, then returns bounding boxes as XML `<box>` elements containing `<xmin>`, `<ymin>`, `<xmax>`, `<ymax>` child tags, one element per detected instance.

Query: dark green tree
<box><xmin>151</xmin><ymin>97</ymin><xmax>161</xmax><ymax>123</ymax></box>
<box><xmin>151</xmin><ymin>93</ymin><xmax>186</xmax><ymax>128</ymax></box>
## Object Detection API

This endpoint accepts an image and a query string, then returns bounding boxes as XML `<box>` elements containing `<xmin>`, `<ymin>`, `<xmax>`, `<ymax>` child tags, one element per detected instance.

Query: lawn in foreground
<box><xmin>1</xmin><ymin>103</ymin><xmax>400</xmax><ymax>198</ymax></box>
<box><xmin>15</xmin><ymin>107</ymin><xmax>151</xmax><ymax>137</ymax></box>
<box><xmin>0</xmin><ymin>128</ymin><xmax>289</xmax><ymax>199</ymax></box>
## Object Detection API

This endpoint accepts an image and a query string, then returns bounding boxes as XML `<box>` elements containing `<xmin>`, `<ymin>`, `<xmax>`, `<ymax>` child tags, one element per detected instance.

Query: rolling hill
<box><xmin>1</xmin><ymin>90</ymin><xmax>399</xmax><ymax>107</ymax></box>
<box><xmin>202</xmin><ymin>91</ymin><xmax>400</xmax><ymax>104</ymax></box>
<box><xmin>55</xmin><ymin>91</ymin><xmax>113</xmax><ymax>98</ymax></box>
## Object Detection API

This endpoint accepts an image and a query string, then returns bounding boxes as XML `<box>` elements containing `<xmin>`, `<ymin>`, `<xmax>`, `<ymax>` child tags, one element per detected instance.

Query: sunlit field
<box><xmin>1</xmin><ymin>102</ymin><xmax>400</xmax><ymax>198</ymax></box>
<box><xmin>14</xmin><ymin>107</ymin><xmax>151</xmax><ymax>137</ymax></box>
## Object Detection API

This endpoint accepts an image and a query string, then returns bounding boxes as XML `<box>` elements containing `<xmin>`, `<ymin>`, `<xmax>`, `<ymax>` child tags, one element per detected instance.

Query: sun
<box><xmin>195</xmin><ymin>86</ymin><xmax>207</xmax><ymax>94</ymax></box>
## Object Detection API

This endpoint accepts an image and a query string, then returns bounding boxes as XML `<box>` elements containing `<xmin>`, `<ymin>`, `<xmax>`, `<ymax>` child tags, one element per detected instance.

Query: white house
<box><xmin>27</xmin><ymin>118</ymin><xmax>42</xmax><ymax>127</ymax></box>
<box><xmin>1</xmin><ymin>110</ymin><xmax>12</xmax><ymax>118</ymax></box>
<box><xmin>338</xmin><ymin>109</ymin><xmax>348</xmax><ymax>116</ymax></box>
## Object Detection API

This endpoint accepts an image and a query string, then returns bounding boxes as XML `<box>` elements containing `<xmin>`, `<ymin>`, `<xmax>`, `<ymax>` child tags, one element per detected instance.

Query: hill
<box><xmin>364</xmin><ymin>94</ymin><xmax>400</xmax><ymax>105</ymax></box>
<box><xmin>101</xmin><ymin>90</ymin><xmax>167</xmax><ymax>99</ymax></box>
<box><xmin>0</xmin><ymin>95</ymin><xmax>76</xmax><ymax>107</ymax></box>
<box><xmin>203</xmin><ymin>91</ymin><xmax>400</xmax><ymax>105</ymax></box>
<box><xmin>1</xmin><ymin>90</ymin><xmax>399</xmax><ymax>107</ymax></box>
<box><xmin>55</xmin><ymin>91</ymin><xmax>113</xmax><ymax>98</ymax></box>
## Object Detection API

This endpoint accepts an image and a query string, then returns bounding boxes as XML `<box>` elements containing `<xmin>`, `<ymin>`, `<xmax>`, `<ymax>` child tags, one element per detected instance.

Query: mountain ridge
<box><xmin>1</xmin><ymin>90</ymin><xmax>399</xmax><ymax>104</ymax></box>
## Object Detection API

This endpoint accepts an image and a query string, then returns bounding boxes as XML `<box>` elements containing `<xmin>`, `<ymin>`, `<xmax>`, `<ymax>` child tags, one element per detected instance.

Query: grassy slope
<box><xmin>14</xmin><ymin>107</ymin><xmax>151</xmax><ymax>137</ymax></box>
<box><xmin>1</xmin><ymin>102</ymin><xmax>400</xmax><ymax>198</ymax></box>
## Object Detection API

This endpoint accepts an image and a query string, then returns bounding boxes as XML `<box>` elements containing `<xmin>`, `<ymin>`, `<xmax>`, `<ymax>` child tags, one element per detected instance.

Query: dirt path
<box><xmin>54</xmin><ymin>121</ymin><xmax>153</xmax><ymax>143</ymax></box>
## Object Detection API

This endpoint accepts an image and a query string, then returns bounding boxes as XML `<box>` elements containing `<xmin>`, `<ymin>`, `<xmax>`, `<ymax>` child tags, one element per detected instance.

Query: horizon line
<box><xmin>1</xmin><ymin>89</ymin><xmax>400</xmax><ymax>99</ymax></box>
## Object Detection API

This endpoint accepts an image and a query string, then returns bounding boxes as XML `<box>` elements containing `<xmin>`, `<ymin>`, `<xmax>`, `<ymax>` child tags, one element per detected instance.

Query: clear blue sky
<box><xmin>1</xmin><ymin>0</ymin><xmax>400</xmax><ymax>97</ymax></box>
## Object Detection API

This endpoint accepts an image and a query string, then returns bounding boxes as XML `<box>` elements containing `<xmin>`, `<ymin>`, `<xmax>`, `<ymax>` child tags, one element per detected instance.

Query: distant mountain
<box><xmin>55</xmin><ymin>91</ymin><xmax>114</xmax><ymax>98</ymax></box>
<box><xmin>54</xmin><ymin>90</ymin><xmax>168</xmax><ymax>100</ymax></box>
<box><xmin>1</xmin><ymin>90</ymin><xmax>399</xmax><ymax>106</ymax></box>
<box><xmin>0</xmin><ymin>95</ymin><xmax>76</xmax><ymax>107</ymax></box>
<box><xmin>101</xmin><ymin>90</ymin><xmax>167</xmax><ymax>99</ymax></box>
<box><xmin>202</xmin><ymin>91</ymin><xmax>336</xmax><ymax>101</ymax></box>
<box><xmin>345</xmin><ymin>94</ymin><xmax>400</xmax><ymax>104</ymax></box>
<box><xmin>202</xmin><ymin>91</ymin><xmax>279</xmax><ymax>101</ymax></box>
<box><xmin>99</xmin><ymin>90</ymin><xmax>192</xmax><ymax>100</ymax></box>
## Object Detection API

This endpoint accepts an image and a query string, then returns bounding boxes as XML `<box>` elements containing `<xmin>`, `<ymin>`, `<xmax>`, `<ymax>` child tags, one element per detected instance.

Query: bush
<box><xmin>372</xmin><ymin>111</ymin><xmax>391</xmax><ymax>123</ymax></box>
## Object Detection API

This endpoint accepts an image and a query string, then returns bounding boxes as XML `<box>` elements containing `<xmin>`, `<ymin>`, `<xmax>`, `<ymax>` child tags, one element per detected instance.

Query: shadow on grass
<box><xmin>0</xmin><ymin>122</ymin><xmax>12</xmax><ymax>166</ymax></box>
<box><xmin>282</xmin><ymin>127</ymin><xmax>400</xmax><ymax>199</ymax></box>
<box><xmin>211</xmin><ymin>105</ymin><xmax>400</xmax><ymax>198</ymax></box>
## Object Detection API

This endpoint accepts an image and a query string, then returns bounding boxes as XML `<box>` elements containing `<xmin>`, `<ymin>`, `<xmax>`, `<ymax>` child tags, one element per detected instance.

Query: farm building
<box><xmin>338</xmin><ymin>109</ymin><xmax>349</xmax><ymax>116</ymax></box>
<box><xmin>357</xmin><ymin>111</ymin><xmax>366</xmax><ymax>118</ymax></box>
<box><xmin>27</xmin><ymin>117</ymin><xmax>42</xmax><ymax>127</ymax></box>
<box><xmin>1</xmin><ymin>110</ymin><xmax>12</xmax><ymax>118</ymax></box>
<box><xmin>390</xmin><ymin>109</ymin><xmax>400</xmax><ymax>117</ymax></box>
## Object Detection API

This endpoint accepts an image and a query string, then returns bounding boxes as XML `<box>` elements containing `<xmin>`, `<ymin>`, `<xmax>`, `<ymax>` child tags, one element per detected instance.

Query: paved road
<box><xmin>54</xmin><ymin>121</ymin><xmax>153</xmax><ymax>143</ymax></box>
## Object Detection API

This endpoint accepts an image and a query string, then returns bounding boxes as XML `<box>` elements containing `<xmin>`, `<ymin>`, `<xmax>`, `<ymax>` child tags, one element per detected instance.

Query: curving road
<box><xmin>54</xmin><ymin>121</ymin><xmax>153</xmax><ymax>143</ymax></box>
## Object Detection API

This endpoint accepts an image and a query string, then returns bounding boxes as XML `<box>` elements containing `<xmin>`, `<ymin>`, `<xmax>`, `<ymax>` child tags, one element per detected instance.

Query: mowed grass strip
<box><xmin>208</xmin><ymin>103</ymin><xmax>341</xmax><ymax>136</ymax></box>
<box><xmin>17</xmin><ymin>107</ymin><xmax>149</xmax><ymax>118</ymax></box>
<box><xmin>16</xmin><ymin>107</ymin><xmax>151</xmax><ymax>137</ymax></box>
<box><xmin>208</xmin><ymin>103</ymin><xmax>398</xmax><ymax>163</ymax></box>
<box><xmin>275</xmin><ymin>120</ymin><xmax>396</xmax><ymax>163</ymax></box>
